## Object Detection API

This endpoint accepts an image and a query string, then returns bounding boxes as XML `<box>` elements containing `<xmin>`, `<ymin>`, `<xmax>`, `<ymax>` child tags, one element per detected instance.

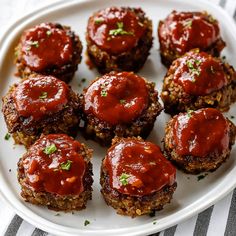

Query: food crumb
<box><xmin>84</xmin><ymin>220</ymin><xmax>90</xmax><ymax>226</ymax></box>
<box><xmin>197</xmin><ymin>173</ymin><xmax>208</xmax><ymax>181</ymax></box>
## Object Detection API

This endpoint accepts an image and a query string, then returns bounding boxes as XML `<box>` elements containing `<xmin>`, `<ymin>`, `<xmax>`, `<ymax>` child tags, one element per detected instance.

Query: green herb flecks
<box><xmin>84</xmin><ymin>220</ymin><xmax>90</xmax><ymax>226</ymax></box>
<box><xmin>208</xmin><ymin>15</ymin><xmax>216</xmax><ymax>23</ymax></box>
<box><xmin>183</xmin><ymin>19</ymin><xmax>192</xmax><ymax>28</ymax></box>
<box><xmin>81</xmin><ymin>78</ymin><xmax>87</xmax><ymax>83</ymax></box>
<box><xmin>43</xmin><ymin>144</ymin><xmax>57</xmax><ymax>155</ymax></box>
<box><xmin>186</xmin><ymin>59</ymin><xmax>201</xmax><ymax>80</ymax></box>
<box><xmin>230</xmin><ymin>115</ymin><xmax>235</xmax><ymax>119</ymax></box>
<box><xmin>149</xmin><ymin>210</ymin><xmax>156</xmax><ymax>217</ymax></box>
<box><xmin>153</xmin><ymin>221</ymin><xmax>157</xmax><ymax>225</ymax></box>
<box><xmin>4</xmin><ymin>133</ymin><xmax>11</xmax><ymax>140</ymax></box>
<box><xmin>94</xmin><ymin>18</ymin><xmax>104</xmax><ymax>25</ymax></box>
<box><xmin>109</xmin><ymin>22</ymin><xmax>134</xmax><ymax>36</ymax></box>
<box><xmin>197</xmin><ymin>173</ymin><xmax>208</xmax><ymax>181</ymax></box>
<box><xmin>46</xmin><ymin>30</ymin><xmax>52</xmax><ymax>36</ymax></box>
<box><xmin>100</xmin><ymin>81</ymin><xmax>109</xmax><ymax>97</ymax></box>
<box><xmin>101</xmin><ymin>90</ymin><xmax>108</xmax><ymax>97</ymax></box>
<box><xmin>187</xmin><ymin>109</ymin><xmax>194</xmax><ymax>118</ymax></box>
<box><xmin>61</xmin><ymin>160</ymin><xmax>73</xmax><ymax>171</ymax></box>
<box><xmin>28</xmin><ymin>40</ymin><xmax>39</xmax><ymax>48</ymax></box>
<box><xmin>119</xmin><ymin>173</ymin><xmax>131</xmax><ymax>186</ymax></box>
<box><xmin>39</xmin><ymin>92</ymin><xmax>48</xmax><ymax>99</ymax></box>
<box><xmin>120</xmin><ymin>99</ymin><xmax>126</xmax><ymax>104</ymax></box>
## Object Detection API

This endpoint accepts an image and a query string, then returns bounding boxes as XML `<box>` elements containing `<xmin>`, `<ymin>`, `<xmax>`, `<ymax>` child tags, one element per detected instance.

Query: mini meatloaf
<box><xmin>100</xmin><ymin>137</ymin><xmax>177</xmax><ymax>217</ymax></box>
<box><xmin>164</xmin><ymin>108</ymin><xmax>236</xmax><ymax>174</ymax></box>
<box><xmin>161</xmin><ymin>50</ymin><xmax>236</xmax><ymax>115</ymax></box>
<box><xmin>2</xmin><ymin>75</ymin><xmax>80</xmax><ymax>148</ymax></box>
<box><xmin>17</xmin><ymin>134</ymin><xmax>93</xmax><ymax>211</ymax></box>
<box><xmin>80</xmin><ymin>71</ymin><xmax>162</xmax><ymax>146</ymax></box>
<box><xmin>158</xmin><ymin>11</ymin><xmax>225</xmax><ymax>66</ymax></box>
<box><xmin>15</xmin><ymin>22</ymin><xmax>82</xmax><ymax>83</ymax></box>
<box><xmin>86</xmin><ymin>7</ymin><xmax>153</xmax><ymax>73</ymax></box>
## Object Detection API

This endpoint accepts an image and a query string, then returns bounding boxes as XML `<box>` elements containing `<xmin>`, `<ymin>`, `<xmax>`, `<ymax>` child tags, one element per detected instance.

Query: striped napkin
<box><xmin>1</xmin><ymin>0</ymin><xmax>236</xmax><ymax>235</ymax></box>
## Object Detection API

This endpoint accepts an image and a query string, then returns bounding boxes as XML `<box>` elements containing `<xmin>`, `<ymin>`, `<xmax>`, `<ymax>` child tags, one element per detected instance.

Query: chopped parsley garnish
<box><xmin>231</xmin><ymin>115</ymin><xmax>235</xmax><ymax>119</ymax></box>
<box><xmin>208</xmin><ymin>15</ymin><xmax>216</xmax><ymax>23</ymax></box>
<box><xmin>46</xmin><ymin>30</ymin><xmax>52</xmax><ymax>36</ymax></box>
<box><xmin>187</xmin><ymin>109</ymin><xmax>194</xmax><ymax>118</ymax></box>
<box><xmin>84</xmin><ymin>220</ymin><xmax>90</xmax><ymax>226</ymax></box>
<box><xmin>43</xmin><ymin>144</ymin><xmax>57</xmax><ymax>155</ymax></box>
<box><xmin>61</xmin><ymin>160</ymin><xmax>73</xmax><ymax>171</ymax></box>
<box><xmin>153</xmin><ymin>221</ymin><xmax>157</xmax><ymax>225</ymax></box>
<box><xmin>186</xmin><ymin>59</ymin><xmax>201</xmax><ymax>79</ymax></box>
<box><xmin>109</xmin><ymin>22</ymin><xmax>134</xmax><ymax>36</ymax></box>
<box><xmin>197</xmin><ymin>173</ymin><xmax>208</xmax><ymax>181</ymax></box>
<box><xmin>101</xmin><ymin>90</ymin><xmax>107</xmax><ymax>97</ymax></box>
<box><xmin>4</xmin><ymin>133</ymin><xmax>11</xmax><ymax>140</ymax></box>
<box><xmin>222</xmin><ymin>55</ymin><xmax>226</xmax><ymax>61</ymax></box>
<box><xmin>183</xmin><ymin>19</ymin><xmax>192</xmax><ymax>28</ymax></box>
<box><xmin>149</xmin><ymin>210</ymin><xmax>156</xmax><ymax>217</ymax></box>
<box><xmin>120</xmin><ymin>99</ymin><xmax>126</xmax><ymax>104</ymax></box>
<box><xmin>39</xmin><ymin>92</ymin><xmax>48</xmax><ymax>99</ymax></box>
<box><xmin>28</xmin><ymin>40</ymin><xmax>39</xmax><ymax>48</ymax></box>
<box><xmin>94</xmin><ymin>18</ymin><xmax>104</xmax><ymax>24</ymax></box>
<box><xmin>119</xmin><ymin>173</ymin><xmax>130</xmax><ymax>186</ymax></box>
<box><xmin>81</xmin><ymin>78</ymin><xmax>86</xmax><ymax>83</ymax></box>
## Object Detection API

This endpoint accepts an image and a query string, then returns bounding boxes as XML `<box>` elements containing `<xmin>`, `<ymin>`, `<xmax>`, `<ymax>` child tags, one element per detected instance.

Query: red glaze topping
<box><xmin>173</xmin><ymin>50</ymin><xmax>227</xmax><ymax>96</ymax></box>
<box><xmin>104</xmin><ymin>139</ymin><xmax>176</xmax><ymax>197</ymax></box>
<box><xmin>13</xmin><ymin>75</ymin><xmax>68</xmax><ymax>120</ymax></box>
<box><xmin>173</xmin><ymin>108</ymin><xmax>229</xmax><ymax>157</ymax></box>
<box><xmin>84</xmin><ymin>72</ymin><xmax>149</xmax><ymax>125</ymax></box>
<box><xmin>21</xmin><ymin>134</ymin><xmax>86</xmax><ymax>195</ymax></box>
<box><xmin>87</xmin><ymin>7</ymin><xmax>146</xmax><ymax>54</ymax></box>
<box><xmin>20</xmin><ymin>23</ymin><xmax>73</xmax><ymax>71</ymax></box>
<box><xmin>158</xmin><ymin>11</ymin><xmax>220</xmax><ymax>55</ymax></box>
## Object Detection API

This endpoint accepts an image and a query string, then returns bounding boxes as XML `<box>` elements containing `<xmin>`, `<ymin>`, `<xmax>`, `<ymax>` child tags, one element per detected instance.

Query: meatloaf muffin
<box><xmin>15</xmin><ymin>22</ymin><xmax>82</xmax><ymax>83</ymax></box>
<box><xmin>164</xmin><ymin>108</ymin><xmax>236</xmax><ymax>174</ymax></box>
<box><xmin>2</xmin><ymin>75</ymin><xmax>80</xmax><ymax>148</ymax></box>
<box><xmin>17</xmin><ymin>134</ymin><xmax>93</xmax><ymax>211</ymax></box>
<box><xmin>86</xmin><ymin>7</ymin><xmax>153</xmax><ymax>73</ymax></box>
<box><xmin>80</xmin><ymin>71</ymin><xmax>162</xmax><ymax>146</ymax></box>
<box><xmin>100</xmin><ymin>137</ymin><xmax>177</xmax><ymax>217</ymax></box>
<box><xmin>161</xmin><ymin>50</ymin><xmax>236</xmax><ymax>115</ymax></box>
<box><xmin>158</xmin><ymin>11</ymin><xmax>225</xmax><ymax>66</ymax></box>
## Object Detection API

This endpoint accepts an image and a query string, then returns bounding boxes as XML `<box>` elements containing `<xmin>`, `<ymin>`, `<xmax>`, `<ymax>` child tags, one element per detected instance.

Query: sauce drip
<box><xmin>87</xmin><ymin>7</ymin><xmax>146</xmax><ymax>54</ymax></box>
<box><xmin>173</xmin><ymin>108</ymin><xmax>229</xmax><ymax>157</ymax></box>
<box><xmin>22</xmin><ymin>134</ymin><xmax>86</xmax><ymax>195</ymax></box>
<box><xmin>13</xmin><ymin>75</ymin><xmax>68</xmax><ymax>120</ymax></box>
<box><xmin>21</xmin><ymin>23</ymin><xmax>73</xmax><ymax>71</ymax></box>
<box><xmin>158</xmin><ymin>11</ymin><xmax>220</xmax><ymax>55</ymax></box>
<box><xmin>173</xmin><ymin>50</ymin><xmax>227</xmax><ymax>95</ymax></box>
<box><xmin>84</xmin><ymin>72</ymin><xmax>149</xmax><ymax>125</ymax></box>
<box><xmin>104</xmin><ymin>139</ymin><xmax>176</xmax><ymax>197</ymax></box>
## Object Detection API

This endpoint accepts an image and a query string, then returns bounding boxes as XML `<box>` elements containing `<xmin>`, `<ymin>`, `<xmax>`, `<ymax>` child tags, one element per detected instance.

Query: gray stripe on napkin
<box><xmin>4</xmin><ymin>215</ymin><xmax>23</xmax><ymax>236</ymax></box>
<box><xmin>193</xmin><ymin>205</ymin><xmax>214</xmax><ymax>236</ymax></box>
<box><xmin>224</xmin><ymin>189</ymin><xmax>236</xmax><ymax>236</ymax></box>
<box><xmin>31</xmin><ymin>228</ymin><xmax>48</xmax><ymax>236</ymax></box>
<box><xmin>163</xmin><ymin>225</ymin><xmax>177</xmax><ymax>236</ymax></box>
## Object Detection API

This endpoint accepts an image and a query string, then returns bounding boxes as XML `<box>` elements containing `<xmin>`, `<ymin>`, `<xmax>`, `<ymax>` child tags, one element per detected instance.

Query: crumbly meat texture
<box><xmin>158</xmin><ymin>13</ymin><xmax>226</xmax><ymax>67</ymax></box>
<box><xmin>161</xmin><ymin>59</ymin><xmax>236</xmax><ymax>115</ymax></box>
<box><xmin>86</xmin><ymin>7</ymin><xmax>153</xmax><ymax>74</ymax></box>
<box><xmin>100</xmin><ymin>136</ymin><xmax>177</xmax><ymax>217</ymax></box>
<box><xmin>164</xmin><ymin>117</ymin><xmax>236</xmax><ymax>174</ymax></box>
<box><xmin>2</xmin><ymin>84</ymin><xmax>80</xmax><ymax>148</ymax></box>
<box><xmin>15</xmin><ymin>23</ymin><xmax>82</xmax><ymax>83</ymax></box>
<box><xmin>80</xmin><ymin>81</ymin><xmax>163</xmax><ymax>146</ymax></box>
<box><xmin>17</xmin><ymin>143</ymin><xmax>93</xmax><ymax>211</ymax></box>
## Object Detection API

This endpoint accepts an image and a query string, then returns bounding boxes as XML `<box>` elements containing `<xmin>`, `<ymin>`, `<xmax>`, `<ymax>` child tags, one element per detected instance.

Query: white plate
<box><xmin>0</xmin><ymin>0</ymin><xmax>236</xmax><ymax>235</ymax></box>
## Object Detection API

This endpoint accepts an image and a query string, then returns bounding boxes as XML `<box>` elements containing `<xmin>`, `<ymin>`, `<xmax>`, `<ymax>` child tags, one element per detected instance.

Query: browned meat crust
<box><xmin>17</xmin><ymin>143</ymin><xmax>93</xmax><ymax>211</ymax></box>
<box><xmin>2</xmin><ymin>81</ymin><xmax>80</xmax><ymax>148</ymax></box>
<box><xmin>164</xmin><ymin>115</ymin><xmax>236</xmax><ymax>174</ymax></box>
<box><xmin>86</xmin><ymin>7</ymin><xmax>153</xmax><ymax>74</ymax></box>
<box><xmin>80</xmin><ymin>80</ymin><xmax>163</xmax><ymax>146</ymax></box>
<box><xmin>15</xmin><ymin>23</ymin><xmax>82</xmax><ymax>83</ymax></box>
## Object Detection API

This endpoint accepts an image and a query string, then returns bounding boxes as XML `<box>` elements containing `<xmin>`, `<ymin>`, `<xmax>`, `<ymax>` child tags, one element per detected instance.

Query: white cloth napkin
<box><xmin>0</xmin><ymin>0</ymin><xmax>236</xmax><ymax>236</ymax></box>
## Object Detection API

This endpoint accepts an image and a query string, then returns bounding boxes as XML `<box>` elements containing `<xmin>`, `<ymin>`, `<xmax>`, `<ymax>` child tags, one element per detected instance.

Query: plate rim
<box><xmin>1</xmin><ymin>0</ymin><xmax>236</xmax><ymax>235</ymax></box>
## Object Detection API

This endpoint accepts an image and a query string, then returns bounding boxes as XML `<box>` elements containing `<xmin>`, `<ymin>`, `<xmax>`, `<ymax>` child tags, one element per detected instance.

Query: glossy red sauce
<box><xmin>87</xmin><ymin>7</ymin><xmax>146</xmax><ymax>54</ymax></box>
<box><xmin>173</xmin><ymin>50</ymin><xmax>227</xmax><ymax>96</ymax></box>
<box><xmin>104</xmin><ymin>139</ymin><xmax>176</xmax><ymax>197</ymax></box>
<box><xmin>158</xmin><ymin>11</ymin><xmax>220</xmax><ymax>55</ymax></box>
<box><xmin>84</xmin><ymin>72</ymin><xmax>149</xmax><ymax>125</ymax></box>
<box><xmin>22</xmin><ymin>134</ymin><xmax>86</xmax><ymax>195</ymax></box>
<box><xmin>173</xmin><ymin>108</ymin><xmax>229</xmax><ymax>157</ymax></box>
<box><xmin>13</xmin><ymin>75</ymin><xmax>68</xmax><ymax>120</ymax></box>
<box><xmin>21</xmin><ymin>23</ymin><xmax>73</xmax><ymax>71</ymax></box>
